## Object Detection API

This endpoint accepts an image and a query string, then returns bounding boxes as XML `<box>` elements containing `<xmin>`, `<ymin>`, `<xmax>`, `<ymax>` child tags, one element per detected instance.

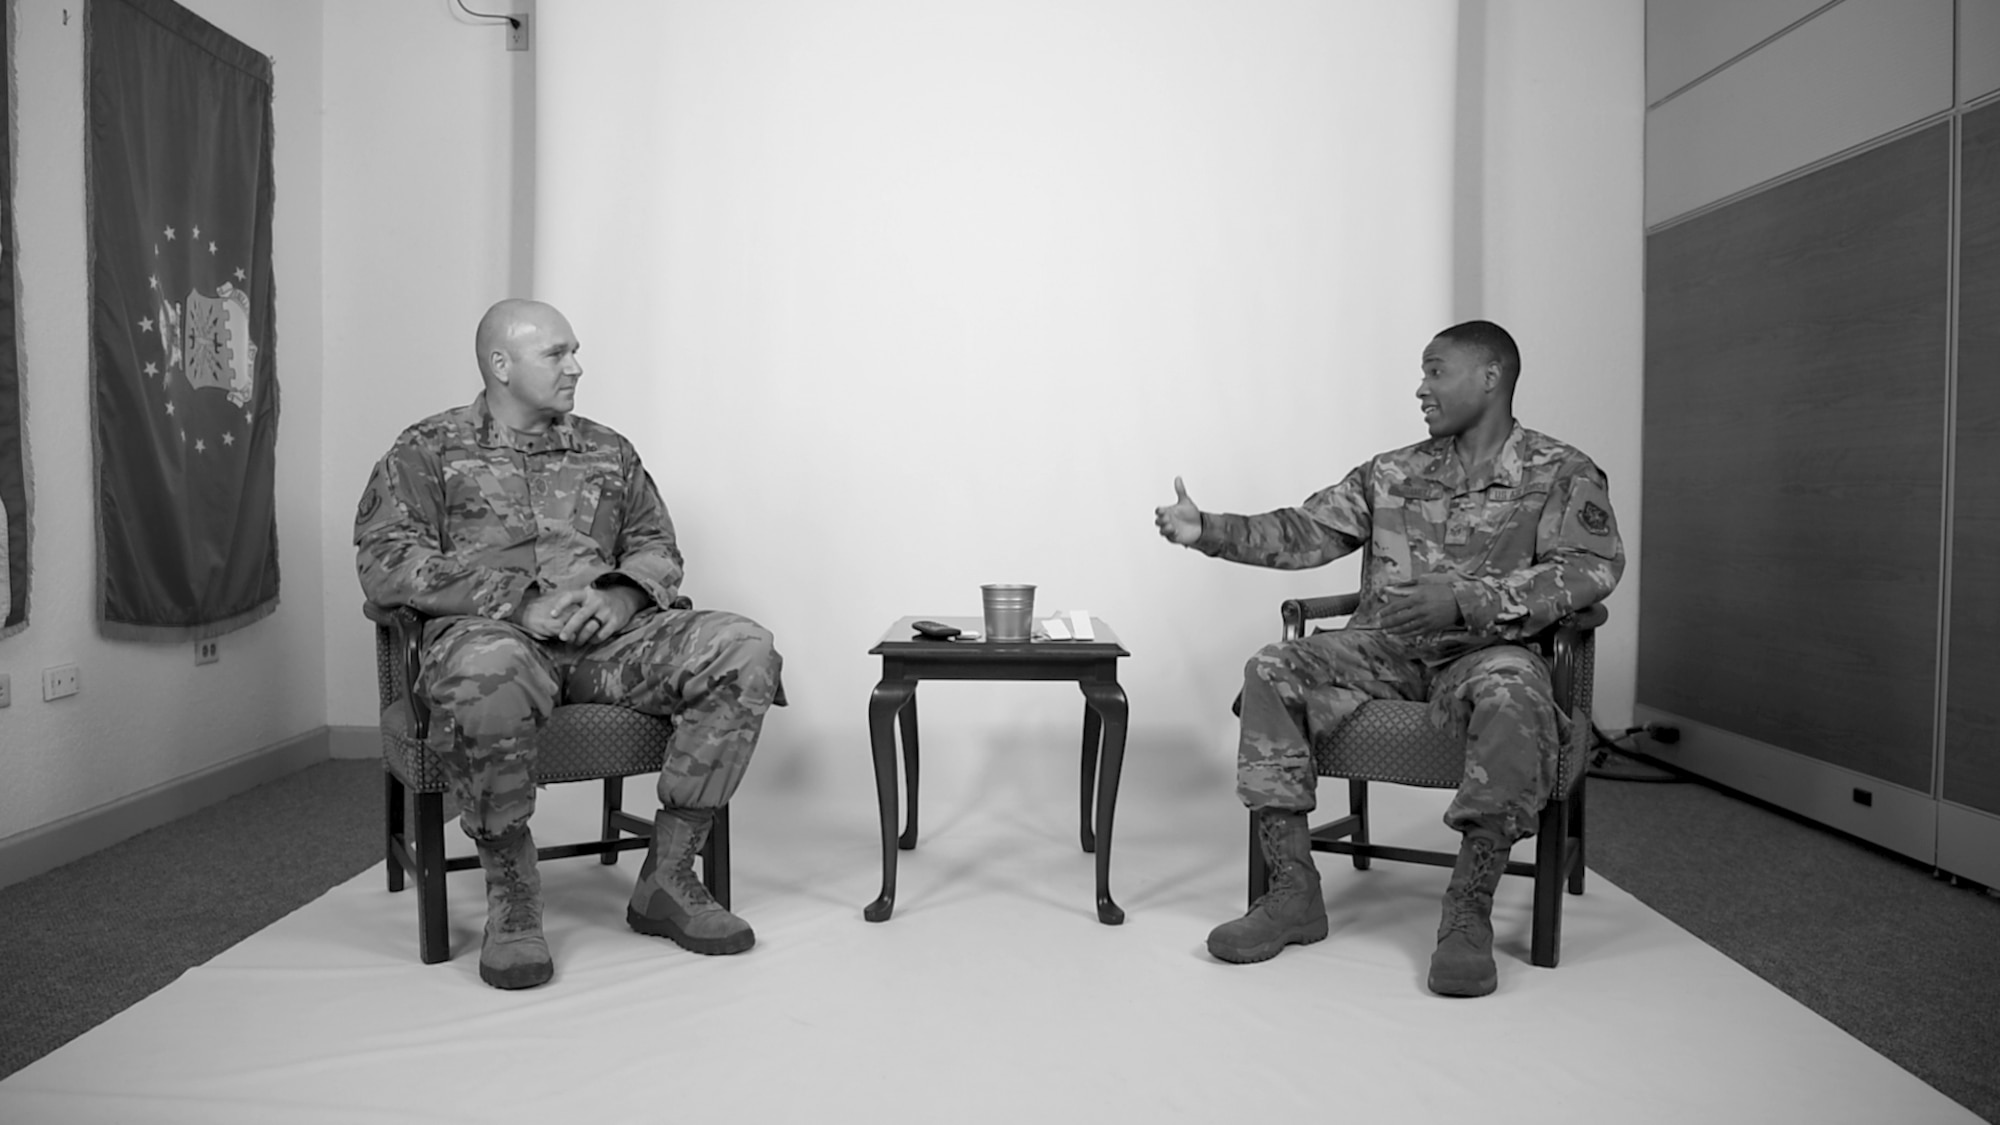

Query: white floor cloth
<box><xmin>1</xmin><ymin>764</ymin><xmax>1977</xmax><ymax>1125</ymax></box>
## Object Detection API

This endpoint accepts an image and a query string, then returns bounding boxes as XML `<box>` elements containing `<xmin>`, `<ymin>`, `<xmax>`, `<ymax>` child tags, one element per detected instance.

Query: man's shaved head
<box><xmin>476</xmin><ymin>299</ymin><xmax>563</xmax><ymax>379</ymax></box>
<box><xmin>475</xmin><ymin>298</ymin><xmax>583</xmax><ymax>434</ymax></box>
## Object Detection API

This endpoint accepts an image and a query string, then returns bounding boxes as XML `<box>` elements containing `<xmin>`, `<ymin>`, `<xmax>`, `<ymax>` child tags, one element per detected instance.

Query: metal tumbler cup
<box><xmin>980</xmin><ymin>584</ymin><xmax>1036</xmax><ymax>642</ymax></box>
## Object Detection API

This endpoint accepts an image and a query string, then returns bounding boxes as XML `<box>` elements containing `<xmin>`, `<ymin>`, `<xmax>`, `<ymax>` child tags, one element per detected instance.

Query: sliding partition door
<box><xmin>1641</xmin><ymin>0</ymin><xmax>1998</xmax><ymax>883</ymax></box>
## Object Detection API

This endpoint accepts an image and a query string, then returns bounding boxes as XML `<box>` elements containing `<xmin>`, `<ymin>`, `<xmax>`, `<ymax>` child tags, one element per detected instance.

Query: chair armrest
<box><xmin>1557</xmin><ymin>604</ymin><xmax>1608</xmax><ymax>633</ymax></box>
<box><xmin>1262</xmin><ymin>592</ymin><xmax>1608</xmax><ymax>719</ymax></box>
<box><xmin>1547</xmin><ymin>604</ymin><xmax>1608</xmax><ymax>714</ymax></box>
<box><xmin>364</xmin><ymin>601</ymin><xmax>434</xmax><ymax>739</ymax></box>
<box><xmin>1280</xmin><ymin>593</ymin><xmax>1361</xmax><ymax>641</ymax></box>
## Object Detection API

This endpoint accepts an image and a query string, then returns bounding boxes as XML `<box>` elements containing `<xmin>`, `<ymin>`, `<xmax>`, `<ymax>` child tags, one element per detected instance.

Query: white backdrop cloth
<box><xmin>0</xmin><ymin>772</ymin><xmax>1976</xmax><ymax>1125</ymax></box>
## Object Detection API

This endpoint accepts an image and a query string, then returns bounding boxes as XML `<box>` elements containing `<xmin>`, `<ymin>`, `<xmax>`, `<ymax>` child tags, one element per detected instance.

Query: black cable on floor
<box><xmin>1588</xmin><ymin>723</ymin><xmax>1683</xmax><ymax>783</ymax></box>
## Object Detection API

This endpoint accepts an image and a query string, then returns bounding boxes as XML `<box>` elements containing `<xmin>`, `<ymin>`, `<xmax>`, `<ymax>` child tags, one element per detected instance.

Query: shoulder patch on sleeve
<box><xmin>1560</xmin><ymin>473</ymin><xmax>1619</xmax><ymax>550</ymax></box>
<box><xmin>356</xmin><ymin>464</ymin><xmax>386</xmax><ymax>527</ymax></box>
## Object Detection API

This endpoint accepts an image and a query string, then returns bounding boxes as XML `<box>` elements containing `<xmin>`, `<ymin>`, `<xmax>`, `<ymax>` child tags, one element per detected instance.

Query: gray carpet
<box><xmin>0</xmin><ymin>760</ymin><xmax>383</xmax><ymax>1079</ymax></box>
<box><xmin>2</xmin><ymin>754</ymin><xmax>1996</xmax><ymax>1122</ymax></box>
<box><xmin>1584</xmin><ymin>751</ymin><xmax>2000</xmax><ymax>1124</ymax></box>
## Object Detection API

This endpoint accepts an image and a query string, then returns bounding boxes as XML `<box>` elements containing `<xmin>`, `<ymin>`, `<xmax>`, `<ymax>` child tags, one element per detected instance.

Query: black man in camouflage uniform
<box><xmin>1155</xmin><ymin>320</ymin><xmax>1622</xmax><ymax>996</ymax></box>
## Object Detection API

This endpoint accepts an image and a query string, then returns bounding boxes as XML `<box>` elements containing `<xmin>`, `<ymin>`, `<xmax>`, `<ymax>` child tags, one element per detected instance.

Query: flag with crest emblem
<box><xmin>87</xmin><ymin>0</ymin><xmax>279</xmax><ymax>640</ymax></box>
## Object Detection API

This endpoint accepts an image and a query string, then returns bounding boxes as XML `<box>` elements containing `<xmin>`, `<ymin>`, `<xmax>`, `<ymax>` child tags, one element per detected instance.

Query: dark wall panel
<box><xmin>1641</xmin><ymin>124</ymin><xmax>1950</xmax><ymax>790</ymax></box>
<box><xmin>1946</xmin><ymin>102</ymin><xmax>2000</xmax><ymax>815</ymax></box>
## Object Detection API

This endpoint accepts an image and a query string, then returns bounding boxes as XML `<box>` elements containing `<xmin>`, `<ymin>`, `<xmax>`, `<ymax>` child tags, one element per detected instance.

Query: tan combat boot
<box><xmin>1427</xmin><ymin>829</ymin><xmax>1512</xmax><ymax>997</ymax></box>
<box><xmin>474</xmin><ymin>827</ymin><xmax>553</xmax><ymax>990</ymax></box>
<box><xmin>1206</xmin><ymin>809</ymin><xmax>1329</xmax><ymax>963</ymax></box>
<box><xmin>626</xmin><ymin>807</ymin><xmax>754</xmax><ymax>955</ymax></box>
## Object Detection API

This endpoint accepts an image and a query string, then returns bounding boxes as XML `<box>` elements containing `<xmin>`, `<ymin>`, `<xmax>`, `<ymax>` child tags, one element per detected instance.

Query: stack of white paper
<box><xmin>1039</xmin><ymin>611</ymin><xmax>1095</xmax><ymax>641</ymax></box>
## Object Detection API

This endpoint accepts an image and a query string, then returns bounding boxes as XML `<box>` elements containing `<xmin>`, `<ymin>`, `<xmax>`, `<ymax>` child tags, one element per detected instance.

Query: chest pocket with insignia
<box><xmin>571</xmin><ymin>453</ymin><xmax>627</xmax><ymax>553</ymax></box>
<box><xmin>1376</xmin><ymin>479</ymin><xmax>1448</xmax><ymax>577</ymax></box>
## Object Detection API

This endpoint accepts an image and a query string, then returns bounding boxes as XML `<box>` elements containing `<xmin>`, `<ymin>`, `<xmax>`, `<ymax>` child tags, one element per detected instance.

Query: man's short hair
<box><xmin>1436</xmin><ymin>319</ymin><xmax>1521</xmax><ymax>385</ymax></box>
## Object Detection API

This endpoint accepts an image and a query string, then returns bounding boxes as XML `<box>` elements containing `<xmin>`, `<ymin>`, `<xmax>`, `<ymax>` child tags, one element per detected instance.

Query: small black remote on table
<box><xmin>911</xmin><ymin>620</ymin><xmax>962</xmax><ymax>640</ymax></box>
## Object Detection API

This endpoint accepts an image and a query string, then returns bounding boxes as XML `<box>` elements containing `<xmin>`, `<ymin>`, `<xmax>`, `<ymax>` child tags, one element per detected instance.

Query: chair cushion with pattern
<box><xmin>1311</xmin><ymin>630</ymin><xmax>1597</xmax><ymax>796</ymax></box>
<box><xmin>1312</xmin><ymin>701</ymin><xmax>1464</xmax><ymax>788</ymax></box>
<box><xmin>379</xmin><ymin>699</ymin><xmax>671</xmax><ymax>793</ymax></box>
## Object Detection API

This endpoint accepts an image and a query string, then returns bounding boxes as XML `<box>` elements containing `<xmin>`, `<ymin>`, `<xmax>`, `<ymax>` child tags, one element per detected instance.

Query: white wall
<box><xmin>524</xmin><ymin>0</ymin><xmax>1643</xmax><ymax>821</ymax></box>
<box><xmin>320</xmin><ymin>0</ymin><xmax>535</xmax><ymax>729</ymax></box>
<box><xmin>0</xmin><ymin>0</ymin><xmax>326</xmax><ymax>843</ymax></box>
<box><xmin>1468</xmin><ymin>0</ymin><xmax>1644</xmax><ymax>727</ymax></box>
<box><xmin>5</xmin><ymin>0</ymin><xmax>1643</xmax><ymax>855</ymax></box>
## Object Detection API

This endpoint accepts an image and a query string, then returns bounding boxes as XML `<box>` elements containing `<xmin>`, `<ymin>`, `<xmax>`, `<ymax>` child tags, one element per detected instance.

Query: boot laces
<box><xmin>1439</xmin><ymin>892</ymin><xmax>1485</xmax><ymax>938</ymax></box>
<box><xmin>493</xmin><ymin>847</ymin><xmax>540</xmax><ymax>930</ymax></box>
<box><xmin>1440</xmin><ymin>838</ymin><xmax>1501</xmax><ymax>937</ymax></box>
<box><xmin>1466</xmin><ymin>836</ymin><xmax>1503</xmax><ymax>887</ymax></box>
<box><xmin>669</xmin><ymin>859</ymin><xmax>718</xmax><ymax>909</ymax></box>
<box><xmin>1251</xmin><ymin>818</ymin><xmax>1304</xmax><ymax>911</ymax></box>
<box><xmin>657</xmin><ymin>824</ymin><xmax>719</xmax><ymax>911</ymax></box>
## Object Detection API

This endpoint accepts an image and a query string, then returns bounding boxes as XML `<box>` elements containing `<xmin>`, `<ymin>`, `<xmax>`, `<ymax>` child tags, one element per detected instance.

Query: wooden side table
<box><xmin>864</xmin><ymin>615</ymin><xmax>1131</xmax><ymax>925</ymax></box>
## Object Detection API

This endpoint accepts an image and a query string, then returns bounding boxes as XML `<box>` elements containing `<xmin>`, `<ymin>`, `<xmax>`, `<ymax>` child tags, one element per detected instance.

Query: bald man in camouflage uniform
<box><xmin>356</xmin><ymin>299</ymin><xmax>782</xmax><ymax>989</ymax></box>
<box><xmin>1156</xmin><ymin>320</ymin><xmax>1622</xmax><ymax>997</ymax></box>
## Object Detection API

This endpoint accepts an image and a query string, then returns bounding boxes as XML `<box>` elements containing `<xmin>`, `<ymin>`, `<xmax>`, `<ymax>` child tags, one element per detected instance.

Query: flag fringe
<box><xmin>99</xmin><ymin>596</ymin><xmax>277</xmax><ymax>644</ymax></box>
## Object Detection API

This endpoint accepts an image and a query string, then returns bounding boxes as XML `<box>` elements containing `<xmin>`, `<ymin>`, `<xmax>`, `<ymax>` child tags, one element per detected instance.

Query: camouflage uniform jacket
<box><xmin>1194</xmin><ymin>422</ymin><xmax>1623</xmax><ymax>662</ymax></box>
<box><xmin>354</xmin><ymin>393</ymin><xmax>683</xmax><ymax>622</ymax></box>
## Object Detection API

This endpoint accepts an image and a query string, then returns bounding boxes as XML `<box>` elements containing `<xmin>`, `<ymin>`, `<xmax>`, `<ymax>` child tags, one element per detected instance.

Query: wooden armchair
<box><xmin>366</xmin><ymin>600</ymin><xmax>729</xmax><ymax>964</ymax></box>
<box><xmin>1243</xmin><ymin>594</ymin><xmax>1607</xmax><ymax>968</ymax></box>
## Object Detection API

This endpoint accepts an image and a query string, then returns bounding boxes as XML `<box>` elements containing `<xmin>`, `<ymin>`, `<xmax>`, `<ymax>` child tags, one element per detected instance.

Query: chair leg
<box><xmin>385</xmin><ymin>771</ymin><xmax>406</xmax><ymax>893</ymax></box>
<box><xmin>1567</xmin><ymin>778</ymin><xmax>1588</xmax><ymax>895</ymax></box>
<box><xmin>704</xmin><ymin>804</ymin><xmax>732</xmax><ymax>911</ymax></box>
<box><xmin>414</xmin><ymin>790</ymin><xmax>451</xmax><ymax>965</ymax></box>
<box><xmin>601</xmin><ymin>776</ymin><xmax>624</xmax><ymax>865</ymax></box>
<box><xmin>1530</xmin><ymin>795</ymin><xmax>1568</xmax><ymax>969</ymax></box>
<box><xmin>1246</xmin><ymin>811</ymin><xmax>1268</xmax><ymax>910</ymax></box>
<box><xmin>1348</xmin><ymin>779</ymin><xmax>1372</xmax><ymax>870</ymax></box>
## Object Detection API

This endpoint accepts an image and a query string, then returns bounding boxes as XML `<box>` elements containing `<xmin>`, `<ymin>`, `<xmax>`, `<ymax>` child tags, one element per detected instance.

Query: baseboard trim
<box><xmin>0</xmin><ymin>727</ymin><xmax>332</xmax><ymax>889</ymax></box>
<box><xmin>1633</xmin><ymin>705</ymin><xmax>1938</xmax><ymax>865</ymax></box>
<box><xmin>1938</xmin><ymin>803</ymin><xmax>2000</xmax><ymax>888</ymax></box>
<box><xmin>328</xmin><ymin>724</ymin><xmax>382</xmax><ymax>760</ymax></box>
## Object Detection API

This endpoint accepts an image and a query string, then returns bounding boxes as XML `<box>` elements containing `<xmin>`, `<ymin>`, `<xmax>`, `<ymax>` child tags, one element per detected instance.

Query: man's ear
<box><xmin>489</xmin><ymin>348</ymin><xmax>511</xmax><ymax>385</ymax></box>
<box><xmin>1482</xmin><ymin>361</ymin><xmax>1502</xmax><ymax>392</ymax></box>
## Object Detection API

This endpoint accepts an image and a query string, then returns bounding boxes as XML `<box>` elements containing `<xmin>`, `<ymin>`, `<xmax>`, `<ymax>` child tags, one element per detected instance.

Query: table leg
<box><xmin>866</xmin><ymin>678</ymin><xmax>917</xmax><ymax>923</ymax></box>
<box><xmin>898</xmin><ymin>692</ymin><xmax>921</xmax><ymax>850</ymax></box>
<box><xmin>1078</xmin><ymin>702</ymin><xmax>1102</xmax><ymax>854</ymax></box>
<box><xmin>1079</xmin><ymin>680</ymin><xmax>1128</xmax><ymax>925</ymax></box>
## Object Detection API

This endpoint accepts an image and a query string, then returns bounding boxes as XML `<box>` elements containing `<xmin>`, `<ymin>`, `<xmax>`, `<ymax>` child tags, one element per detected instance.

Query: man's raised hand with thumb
<box><xmin>1154</xmin><ymin>476</ymin><xmax>1203</xmax><ymax>546</ymax></box>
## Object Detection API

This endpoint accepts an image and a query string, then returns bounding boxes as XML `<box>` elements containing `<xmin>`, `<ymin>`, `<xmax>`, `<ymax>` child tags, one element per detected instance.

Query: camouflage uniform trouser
<box><xmin>419</xmin><ymin>606</ymin><xmax>782</xmax><ymax>843</ymax></box>
<box><xmin>1236</xmin><ymin>628</ymin><xmax>1561</xmax><ymax>841</ymax></box>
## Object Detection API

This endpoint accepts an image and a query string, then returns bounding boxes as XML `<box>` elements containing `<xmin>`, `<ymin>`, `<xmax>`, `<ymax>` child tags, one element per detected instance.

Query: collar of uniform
<box><xmin>469</xmin><ymin>392</ymin><xmax>579</xmax><ymax>453</ymax></box>
<box><xmin>1486</xmin><ymin>421</ymin><xmax>1528</xmax><ymax>487</ymax></box>
<box><xmin>1419</xmin><ymin>420</ymin><xmax>1526</xmax><ymax>492</ymax></box>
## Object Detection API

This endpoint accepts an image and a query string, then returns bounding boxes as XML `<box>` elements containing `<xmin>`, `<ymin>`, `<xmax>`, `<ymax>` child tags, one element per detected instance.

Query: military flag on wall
<box><xmin>1</xmin><ymin>1</ymin><xmax>30</xmax><ymax>640</ymax></box>
<box><xmin>87</xmin><ymin>0</ymin><xmax>279</xmax><ymax>640</ymax></box>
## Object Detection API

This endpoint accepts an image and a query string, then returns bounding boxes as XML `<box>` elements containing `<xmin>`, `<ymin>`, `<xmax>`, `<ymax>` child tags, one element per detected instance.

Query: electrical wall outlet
<box><xmin>194</xmin><ymin>639</ymin><xmax>220</xmax><ymax>665</ymax></box>
<box><xmin>43</xmin><ymin>663</ymin><xmax>79</xmax><ymax>700</ymax></box>
<box><xmin>0</xmin><ymin>672</ymin><xmax>11</xmax><ymax>708</ymax></box>
<box><xmin>506</xmin><ymin>13</ymin><xmax>529</xmax><ymax>51</ymax></box>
